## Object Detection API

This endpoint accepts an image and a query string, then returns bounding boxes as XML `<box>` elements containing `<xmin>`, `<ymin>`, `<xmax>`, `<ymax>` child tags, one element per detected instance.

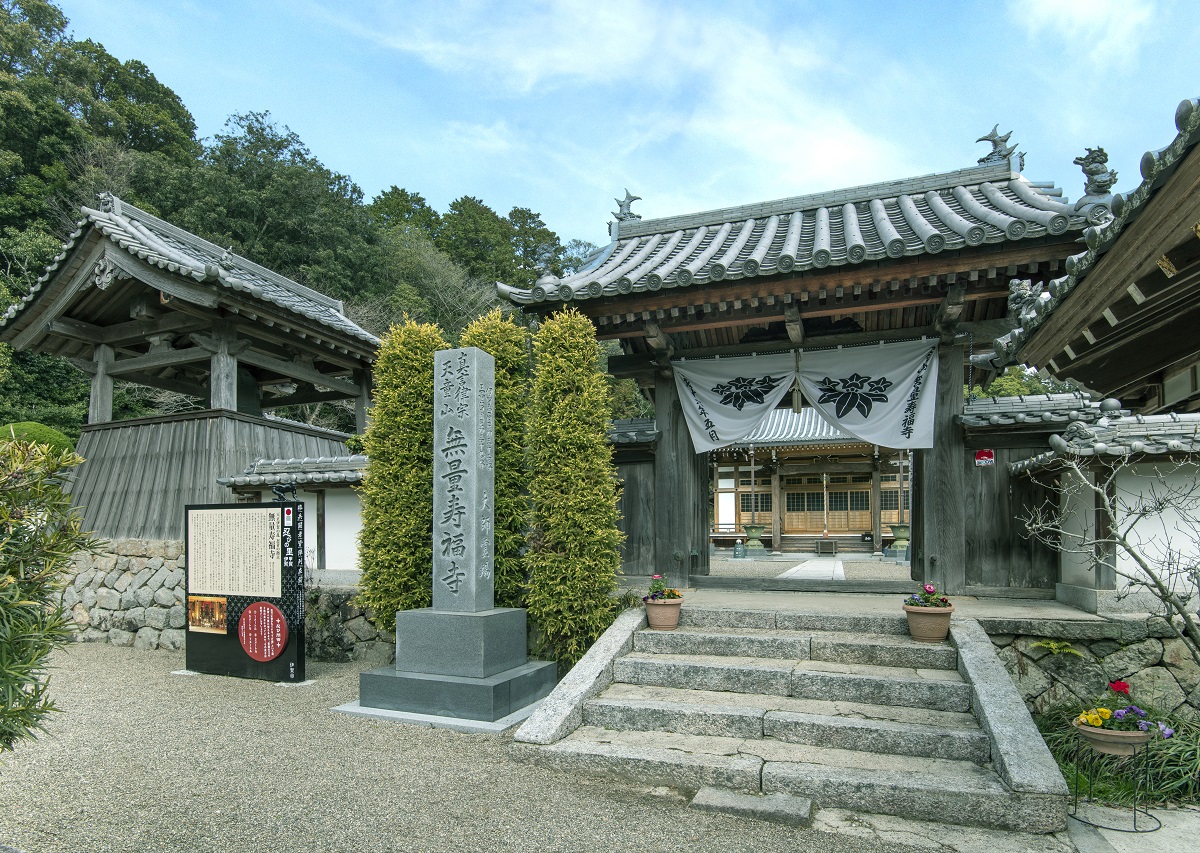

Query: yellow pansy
<box><xmin>1098</xmin><ymin>708</ymin><xmax>1112</xmax><ymax>720</ymax></box>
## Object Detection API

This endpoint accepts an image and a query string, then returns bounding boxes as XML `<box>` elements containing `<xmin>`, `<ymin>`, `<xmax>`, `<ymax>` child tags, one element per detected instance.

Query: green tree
<box><xmin>507</xmin><ymin>206</ymin><xmax>564</xmax><ymax>289</ymax></box>
<box><xmin>524</xmin><ymin>309</ymin><xmax>623</xmax><ymax>667</ymax></box>
<box><xmin>436</xmin><ymin>195</ymin><xmax>516</xmax><ymax>285</ymax></box>
<box><xmin>369</xmin><ymin>186</ymin><xmax>441</xmax><ymax>237</ymax></box>
<box><xmin>0</xmin><ymin>438</ymin><xmax>99</xmax><ymax>750</ymax></box>
<box><xmin>967</xmin><ymin>365</ymin><xmax>1074</xmax><ymax>400</ymax></box>
<box><xmin>562</xmin><ymin>238</ymin><xmax>601</xmax><ymax>275</ymax></box>
<box><xmin>459</xmin><ymin>309</ymin><xmax>529</xmax><ymax>609</ymax></box>
<box><xmin>355</xmin><ymin>318</ymin><xmax>448</xmax><ymax>630</ymax></box>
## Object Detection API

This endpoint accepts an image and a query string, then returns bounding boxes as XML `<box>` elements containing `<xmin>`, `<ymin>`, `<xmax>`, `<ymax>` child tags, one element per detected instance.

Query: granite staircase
<box><xmin>514</xmin><ymin>608</ymin><xmax>1066</xmax><ymax>833</ymax></box>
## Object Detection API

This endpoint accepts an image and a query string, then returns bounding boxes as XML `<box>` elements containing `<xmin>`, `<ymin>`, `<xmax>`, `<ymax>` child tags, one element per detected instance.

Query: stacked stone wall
<box><xmin>989</xmin><ymin>622</ymin><xmax>1200</xmax><ymax>720</ymax></box>
<box><xmin>305</xmin><ymin>587</ymin><xmax>393</xmax><ymax>665</ymax></box>
<box><xmin>64</xmin><ymin>540</ymin><xmax>187</xmax><ymax>651</ymax></box>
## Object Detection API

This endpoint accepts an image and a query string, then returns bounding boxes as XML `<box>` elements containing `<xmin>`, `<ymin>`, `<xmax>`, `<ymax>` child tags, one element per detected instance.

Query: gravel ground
<box><xmin>840</xmin><ymin>562</ymin><xmax>911</xmax><ymax>582</ymax></box>
<box><xmin>0</xmin><ymin>644</ymin><xmax>895</xmax><ymax>853</ymax></box>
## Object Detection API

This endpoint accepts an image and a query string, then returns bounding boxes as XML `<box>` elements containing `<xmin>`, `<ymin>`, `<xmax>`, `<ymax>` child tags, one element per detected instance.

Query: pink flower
<box><xmin>923</xmin><ymin>584</ymin><xmax>936</xmax><ymax>594</ymax></box>
<box><xmin>652</xmin><ymin>575</ymin><xmax>662</xmax><ymax>580</ymax></box>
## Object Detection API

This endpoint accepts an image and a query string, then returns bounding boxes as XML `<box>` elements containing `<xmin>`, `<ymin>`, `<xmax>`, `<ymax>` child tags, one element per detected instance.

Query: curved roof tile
<box><xmin>499</xmin><ymin>156</ymin><xmax>1089</xmax><ymax>305</ymax></box>
<box><xmin>1</xmin><ymin>194</ymin><xmax>378</xmax><ymax>347</ymax></box>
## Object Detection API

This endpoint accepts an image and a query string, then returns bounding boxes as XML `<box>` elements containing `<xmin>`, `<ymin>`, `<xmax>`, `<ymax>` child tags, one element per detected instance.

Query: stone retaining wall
<box><xmin>989</xmin><ymin>624</ymin><xmax>1200</xmax><ymax>720</ymax></box>
<box><xmin>64</xmin><ymin>540</ymin><xmax>188</xmax><ymax>651</ymax></box>
<box><xmin>305</xmin><ymin>587</ymin><xmax>393</xmax><ymax>665</ymax></box>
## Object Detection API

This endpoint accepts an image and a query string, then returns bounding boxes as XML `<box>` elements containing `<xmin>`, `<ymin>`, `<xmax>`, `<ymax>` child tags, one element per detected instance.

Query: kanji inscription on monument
<box><xmin>433</xmin><ymin>347</ymin><xmax>495</xmax><ymax>612</ymax></box>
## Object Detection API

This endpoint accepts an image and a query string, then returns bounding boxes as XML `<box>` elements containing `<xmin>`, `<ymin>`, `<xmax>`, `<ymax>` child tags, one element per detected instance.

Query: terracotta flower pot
<box><xmin>1073</xmin><ymin>720</ymin><xmax>1153</xmax><ymax>756</ymax></box>
<box><xmin>645</xmin><ymin>598</ymin><xmax>683</xmax><ymax>630</ymax></box>
<box><xmin>902</xmin><ymin>603</ymin><xmax>953</xmax><ymax>642</ymax></box>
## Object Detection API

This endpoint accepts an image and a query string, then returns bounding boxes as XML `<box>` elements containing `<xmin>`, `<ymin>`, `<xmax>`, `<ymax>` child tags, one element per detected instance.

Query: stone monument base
<box><xmin>357</xmin><ymin>607</ymin><xmax>556</xmax><ymax>722</ymax></box>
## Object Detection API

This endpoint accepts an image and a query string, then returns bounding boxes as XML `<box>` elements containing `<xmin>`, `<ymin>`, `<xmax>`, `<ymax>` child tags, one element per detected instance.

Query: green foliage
<box><xmin>1029</xmin><ymin>639</ymin><xmax>1082</xmax><ymax>657</ymax></box>
<box><xmin>370</xmin><ymin>186</ymin><xmax>441</xmax><ymax>237</ymax></box>
<box><xmin>459</xmin><ymin>309</ymin><xmax>529</xmax><ymax>609</ymax></box>
<box><xmin>344</xmin><ymin>433</ymin><xmax>365</xmax><ymax>455</ymax></box>
<box><xmin>507</xmin><ymin>206</ymin><xmax>565</xmax><ymax>289</ymax></box>
<box><xmin>966</xmin><ymin>365</ymin><xmax>1075</xmax><ymax>400</ymax></box>
<box><xmin>0</xmin><ymin>437</ymin><xmax>99</xmax><ymax>750</ymax></box>
<box><xmin>524</xmin><ymin>309</ymin><xmax>623</xmax><ymax>667</ymax></box>
<box><xmin>1</xmin><ymin>420</ymin><xmax>71</xmax><ymax>452</ymax></box>
<box><xmin>1037</xmin><ymin>708</ymin><xmax>1200</xmax><ymax>805</ymax></box>
<box><xmin>355</xmin><ymin>319</ymin><xmax>448</xmax><ymax>630</ymax></box>
<box><xmin>436</xmin><ymin>195</ymin><xmax>517</xmax><ymax>286</ymax></box>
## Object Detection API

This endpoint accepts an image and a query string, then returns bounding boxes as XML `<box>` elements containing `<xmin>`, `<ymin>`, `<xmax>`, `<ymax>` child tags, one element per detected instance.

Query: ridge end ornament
<box><xmin>977</xmin><ymin>125</ymin><xmax>1019</xmax><ymax>164</ymax></box>
<box><xmin>613</xmin><ymin>189</ymin><xmax>642</xmax><ymax>222</ymax></box>
<box><xmin>1073</xmin><ymin>147</ymin><xmax>1118</xmax><ymax>222</ymax></box>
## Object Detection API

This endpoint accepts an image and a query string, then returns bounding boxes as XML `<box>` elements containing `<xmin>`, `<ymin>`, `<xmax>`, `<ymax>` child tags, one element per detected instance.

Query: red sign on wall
<box><xmin>975</xmin><ymin>449</ymin><xmax>995</xmax><ymax>467</ymax></box>
<box><xmin>237</xmin><ymin>601</ymin><xmax>289</xmax><ymax>662</ymax></box>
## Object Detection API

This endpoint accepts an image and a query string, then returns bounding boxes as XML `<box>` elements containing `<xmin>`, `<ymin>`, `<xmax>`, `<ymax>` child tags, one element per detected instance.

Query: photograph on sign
<box><xmin>187</xmin><ymin>595</ymin><xmax>228</xmax><ymax>634</ymax></box>
<box><xmin>184</xmin><ymin>502</ymin><xmax>305</xmax><ymax>683</ymax></box>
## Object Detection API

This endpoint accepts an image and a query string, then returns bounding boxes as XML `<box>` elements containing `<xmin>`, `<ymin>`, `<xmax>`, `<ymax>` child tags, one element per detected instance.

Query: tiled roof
<box><xmin>608</xmin><ymin>418</ymin><xmax>660</xmax><ymax>444</ymax></box>
<box><xmin>499</xmin><ymin>155</ymin><xmax>1096</xmax><ymax>306</ymax></box>
<box><xmin>1010</xmin><ymin>411</ymin><xmax>1200</xmax><ymax>474</ymax></box>
<box><xmin>1</xmin><ymin>194</ymin><xmax>379</xmax><ymax>347</ymax></box>
<box><xmin>960</xmin><ymin>393</ymin><xmax>1122</xmax><ymax>428</ymax></box>
<box><xmin>728</xmin><ymin>408</ymin><xmax>859</xmax><ymax>449</ymax></box>
<box><xmin>218</xmin><ymin>455</ymin><xmax>367</xmax><ymax>488</ymax></box>
<box><xmin>985</xmin><ymin>97</ymin><xmax>1200</xmax><ymax>369</ymax></box>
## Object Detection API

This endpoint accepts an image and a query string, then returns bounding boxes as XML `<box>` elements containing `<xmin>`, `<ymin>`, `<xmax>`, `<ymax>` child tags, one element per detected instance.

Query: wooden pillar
<box><xmin>653</xmin><ymin>374</ymin><xmax>709</xmax><ymax>588</ymax></box>
<box><xmin>354</xmin><ymin>368</ymin><xmax>372</xmax><ymax>434</ymax></box>
<box><xmin>913</xmin><ymin>344</ymin><xmax>967</xmax><ymax>593</ymax></box>
<box><xmin>770</xmin><ymin>462</ymin><xmax>783</xmax><ymax>553</ymax></box>
<box><xmin>193</xmin><ymin>320</ymin><xmax>242</xmax><ymax>411</ymax></box>
<box><xmin>871</xmin><ymin>454</ymin><xmax>883</xmax><ymax>555</ymax></box>
<box><xmin>89</xmin><ymin>344</ymin><xmax>114</xmax><ymax>424</ymax></box>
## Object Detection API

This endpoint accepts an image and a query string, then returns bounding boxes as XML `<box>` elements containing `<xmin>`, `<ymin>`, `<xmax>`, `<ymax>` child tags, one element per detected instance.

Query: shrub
<box><xmin>1</xmin><ymin>439</ymin><xmax>99</xmax><ymax>750</ymax></box>
<box><xmin>524</xmin><ymin>309</ymin><xmax>623</xmax><ymax>667</ymax></box>
<box><xmin>1</xmin><ymin>422</ymin><xmax>74</xmax><ymax>455</ymax></box>
<box><xmin>355</xmin><ymin>318</ymin><xmax>448</xmax><ymax>631</ymax></box>
<box><xmin>459</xmin><ymin>309</ymin><xmax>530</xmax><ymax>609</ymax></box>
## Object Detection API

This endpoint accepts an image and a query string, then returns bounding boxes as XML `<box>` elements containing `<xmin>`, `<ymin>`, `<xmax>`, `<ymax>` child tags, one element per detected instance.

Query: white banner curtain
<box><xmin>672</xmin><ymin>352</ymin><xmax>797</xmax><ymax>453</ymax></box>
<box><xmin>796</xmin><ymin>339</ymin><xmax>939</xmax><ymax>449</ymax></box>
<box><xmin>671</xmin><ymin>340</ymin><xmax>939</xmax><ymax>453</ymax></box>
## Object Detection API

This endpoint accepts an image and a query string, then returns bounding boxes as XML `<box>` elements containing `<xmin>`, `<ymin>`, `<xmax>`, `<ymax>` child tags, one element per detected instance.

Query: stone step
<box><xmin>789</xmin><ymin>660</ymin><xmax>971</xmax><ymax>712</ymax></box>
<box><xmin>634</xmin><ymin>626</ymin><xmax>812</xmax><ymax>659</ymax></box>
<box><xmin>584</xmin><ymin>684</ymin><xmax>989</xmax><ymax>764</ymax></box>
<box><xmin>612</xmin><ymin>653</ymin><xmax>971</xmax><ymax>711</ymax></box>
<box><xmin>758</xmin><ymin>741</ymin><xmax>1063</xmax><ymax>833</ymax></box>
<box><xmin>634</xmin><ymin>625</ymin><xmax>957</xmax><ymax>670</ymax></box>
<box><xmin>680</xmin><ymin>607</ymin><xmax>909</xmax><ymax>636</ymax></box>
<box><xmin>516</xmin><ymin>728</ymin><xmax>1061</xmax><ymax>833</ymax></box>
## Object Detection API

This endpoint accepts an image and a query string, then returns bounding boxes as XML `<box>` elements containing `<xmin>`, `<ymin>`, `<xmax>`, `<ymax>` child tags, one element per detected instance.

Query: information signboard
<box><xmin>184</xmin><ymin>502</ymin><xmax>305</xmax><ymax>682</ymax></box>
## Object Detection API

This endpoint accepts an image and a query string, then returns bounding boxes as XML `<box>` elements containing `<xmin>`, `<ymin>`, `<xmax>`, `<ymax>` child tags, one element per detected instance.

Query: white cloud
<box><xmin>1008</xmin><ymin>0</ymin><xmax>1156</xmax><ymax>65</ymax></box>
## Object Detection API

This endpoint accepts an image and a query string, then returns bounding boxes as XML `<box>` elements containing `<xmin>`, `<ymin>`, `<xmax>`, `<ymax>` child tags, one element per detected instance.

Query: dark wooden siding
<box><xmin>962</xmin><ymin>439</ymin><xmax>1058</xmax><ymax>592</ymax></box>
<box><xmin>71</xmin><ymin>410</ymin><xmax>349</xmax><ymax>540</ymax></box>
<box><xmin>615</xmin><ymin>453</ymin><xmax>655</xmax><ymax>576</ymax></box>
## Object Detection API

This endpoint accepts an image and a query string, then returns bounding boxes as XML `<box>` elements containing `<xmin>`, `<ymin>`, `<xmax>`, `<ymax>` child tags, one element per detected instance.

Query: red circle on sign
<box><xmin>238</xmin><ymin>601</ymin><xmax>289</xmax><ymax>662</ymax></box>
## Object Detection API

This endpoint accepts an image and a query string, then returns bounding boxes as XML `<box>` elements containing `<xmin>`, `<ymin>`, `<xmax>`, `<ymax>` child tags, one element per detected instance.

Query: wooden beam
<box><xmin>118</xmin><ymin>370</ymin><xmax>209</xmax><ymax>399</ymax></box>
<box><xmin>237</xmin><ymin>349</ymin><xmax>358</xmax><ymax>397</ymax></box>
<box><xmin>784</xmin><ymin>304</ymin><xmax>804</xmax><ymax>345</ymax></box>
<box><xmin>934</xmin><ymin>284</ymin><xmax>967</xmax><ymax>343</ymax></box>
<box><xmin>262</xmin><ymin>387</ymin><xmax>351</xmax><ymax>408</ymax></box>
<box><xmin>105</xmin><ymin>346</ymin><xmax>211</xmax><ymax>376</ymax></box>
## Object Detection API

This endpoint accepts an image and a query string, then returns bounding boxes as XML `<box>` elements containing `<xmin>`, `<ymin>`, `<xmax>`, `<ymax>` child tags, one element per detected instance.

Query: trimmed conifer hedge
<box><xmin>524</xmin><ymin>309</ymin><xmax>623</xmax><ymax>666</ymax></box>
<box><xmin>1</xmin><ymin>422</ymin><xmax>74</xmax><ymax>454</ymax></box>
<box><xmin>459</xmin><ymin>309</ymin><xmax>530</xmax><ymax>609</ymax></box>
<box><xmin>355</xmin><ymin>319</ymin><xmax>448</xmax><ymax>630</ymax></box>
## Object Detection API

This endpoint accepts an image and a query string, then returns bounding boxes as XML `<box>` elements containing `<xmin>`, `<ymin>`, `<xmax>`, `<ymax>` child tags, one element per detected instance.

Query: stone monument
<box><xmin>358</xmin><ymin>347</ymin><xmax>557</xmax><ymax>724</ymax></box>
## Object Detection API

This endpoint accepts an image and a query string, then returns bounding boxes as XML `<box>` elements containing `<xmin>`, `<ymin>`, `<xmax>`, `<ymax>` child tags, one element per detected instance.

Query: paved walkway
<box><xmin>775</xmin><ymin>558</ymin><xmax>845</xmax><ymax>580</ymax></box>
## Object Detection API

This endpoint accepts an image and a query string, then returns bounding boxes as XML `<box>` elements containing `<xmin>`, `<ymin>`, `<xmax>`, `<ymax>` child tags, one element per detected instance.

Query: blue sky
<box><xmin>59</xmin><ymin>0</ymin><xmax>1199</xmax><ymax>247</ymax></box>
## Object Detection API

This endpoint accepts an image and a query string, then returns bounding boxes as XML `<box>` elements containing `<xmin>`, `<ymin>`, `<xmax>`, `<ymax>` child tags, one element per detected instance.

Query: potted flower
<box><xmin>1073</xmin><ymin>681</ymin><xmax>1175</xmax><ymax>755</ymax></box>
<box><xmin>901</xmin><ymin>582</ymin><xmax>953</xmax><ymax>642</ymax></box>
<box><xmin>643</xmin><ymin>575</ymin><xmax>683</xmax><ymax>630</ymax></box>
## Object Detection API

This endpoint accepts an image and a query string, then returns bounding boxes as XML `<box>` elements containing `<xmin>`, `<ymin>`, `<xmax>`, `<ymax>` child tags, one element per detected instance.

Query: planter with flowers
<box><xmin>643</xmin><ymin>575</ymin><xmax>683</xmax><ymax>630</ymax></box>
<box><xmin>901</xmin><ymin>583</ymin><xmax>954</xmax><ymax>642</ymax></box>
<box><xmin>1074</xmin><ymin>681</ymin><xmax>1175</xmax><ymax>756</ymax></box>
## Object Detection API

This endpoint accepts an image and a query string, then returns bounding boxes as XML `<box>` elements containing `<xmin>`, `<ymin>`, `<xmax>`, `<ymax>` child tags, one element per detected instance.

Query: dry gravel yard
<box><xmin>0</xmin><ymin>643</ymin><xmax>896</xmax><ymax>853</ymax></box>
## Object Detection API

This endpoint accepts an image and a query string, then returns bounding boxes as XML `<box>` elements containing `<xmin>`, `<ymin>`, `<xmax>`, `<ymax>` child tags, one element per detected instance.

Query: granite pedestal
<box><xmin>359</xmin><ymin>607</ymin><xmax>556</xmax><ymax>722</ymax></box>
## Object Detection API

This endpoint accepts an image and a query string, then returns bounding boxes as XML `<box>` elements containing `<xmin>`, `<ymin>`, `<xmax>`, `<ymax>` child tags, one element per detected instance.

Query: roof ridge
<box><xmin>617</xmin><ymin>158</ymin><xmax>1020</xmax><ymax>239</ymax></box>
<box><xmin>83</xmin><ymin>196</ymin><xmax>346</xmax><ymax>314</ymax></box>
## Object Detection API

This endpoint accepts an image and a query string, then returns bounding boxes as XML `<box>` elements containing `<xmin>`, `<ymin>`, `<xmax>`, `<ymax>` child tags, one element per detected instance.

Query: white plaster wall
<box><xmin>1058</xmin><ymin>467</ymin><xmax>1097</xmax><ymax>587</ymax></box>
<box><xmin>323</xmin><ymin>490</ymin><xmax>363</xmax><ymax>575</ymax></box>
<box><xmin>1114</xmin><ymin>463</ymin><xmax>1200</xmax><ymax>600</ymax></box>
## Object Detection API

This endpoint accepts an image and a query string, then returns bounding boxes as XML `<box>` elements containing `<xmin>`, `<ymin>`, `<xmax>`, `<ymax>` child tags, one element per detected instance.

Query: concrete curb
<box><xmin>513</xmin><ymin>607</ymin><xmax>646</xmax><ymax>745</ymax></box>
<box><xmin>952</xmin><ymin>619</ymin><xmax>1069</xmax><ymax>802</ymax></box>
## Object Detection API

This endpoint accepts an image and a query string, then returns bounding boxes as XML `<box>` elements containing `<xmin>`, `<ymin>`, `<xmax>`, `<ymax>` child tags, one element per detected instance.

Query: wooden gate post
<box><xmin>912</xmin><ymin>344</ymin><xmax>967</xmax><ymax>593</ymax></box>
<box><xmin>653</xmin><ymin>374</ymin><xmax>709</xmax><ymax>589</ymax></box>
